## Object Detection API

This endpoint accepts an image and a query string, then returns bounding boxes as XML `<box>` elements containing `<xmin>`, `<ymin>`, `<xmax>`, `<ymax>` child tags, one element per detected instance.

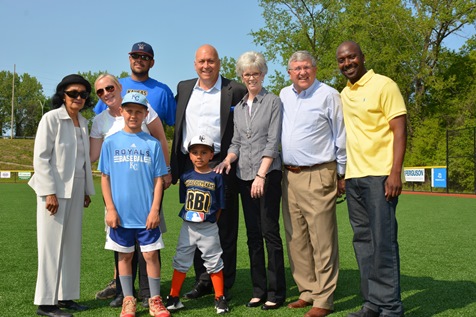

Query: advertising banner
<box><xmin>432</xmin><ymin>168</ymin><xmax>447</xmax><ymax>188</ymax></box>
<box><xmin>404</xmin><ymin>168</ymin><xmax>425</xmax><ymax>182</ymax></box>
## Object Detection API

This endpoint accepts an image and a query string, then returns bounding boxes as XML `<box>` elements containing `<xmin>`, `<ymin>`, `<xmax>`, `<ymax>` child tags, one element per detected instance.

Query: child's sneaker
<box><xmin>165</xmin><ymin>295</ymin><xmax>184</xmax><ymax>311</ymax></box>
<box><xmin>149</xmin><ymin>295</ymin><xmax>170</xmax><ymax>317</ymax></box>
<box><xmin>215</xmin><ymin>296</ymin><xmax>230</xmax><ymax>314</ymax></box>
<box><xmin>120</xmin><ymin>296</ymin><xmax>136</xmax><ymax>317</ymax></box>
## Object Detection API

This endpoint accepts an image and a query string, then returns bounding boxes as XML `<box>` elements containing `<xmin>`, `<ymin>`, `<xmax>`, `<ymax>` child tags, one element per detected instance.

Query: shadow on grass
<box><xmin>333</xmin><ymin>269</ymin><xmax>476</xmax><ymax>316</ymax></box>
<box><xmin>77</xmin><ymin>268</ymin><xmax>476</xmax><ymax>316</ymax></box>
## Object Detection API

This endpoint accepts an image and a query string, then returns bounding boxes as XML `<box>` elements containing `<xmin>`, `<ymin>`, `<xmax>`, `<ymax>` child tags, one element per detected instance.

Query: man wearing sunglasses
<box><xmin>93</xmin><ymin>42</ymin><xmax>176</xmax><ymax>128</ymax></box>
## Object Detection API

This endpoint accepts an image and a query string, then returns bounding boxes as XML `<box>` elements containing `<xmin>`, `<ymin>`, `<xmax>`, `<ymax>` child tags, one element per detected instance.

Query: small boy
<box><xmin>98</xmin><ymin>92</ymin><xmax>170</xmax><ymax>317</ymax></box>
<box><xmin>165</xmin><ymin>134</ymin><xmax>230</xmax><ymax>314</ymax></box>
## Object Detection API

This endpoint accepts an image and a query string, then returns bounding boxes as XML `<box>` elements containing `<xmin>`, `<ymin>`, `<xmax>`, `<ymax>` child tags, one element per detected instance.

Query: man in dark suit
<box><xmin>171</xmin><ymin>44</ymin><xmax>247</xmax><ymax>300</ymax></box>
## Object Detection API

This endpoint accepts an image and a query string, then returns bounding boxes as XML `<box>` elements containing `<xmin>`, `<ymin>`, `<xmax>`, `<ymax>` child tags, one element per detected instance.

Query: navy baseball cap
<box><xmin>121</xmin><ymin>92</ymin><xmax>149</xmax><ymax>109</ymax></box>
<box><xmin>129</xmin><ymin>42</ymin><xmax>154</xmax><ymax>58</ymax></box>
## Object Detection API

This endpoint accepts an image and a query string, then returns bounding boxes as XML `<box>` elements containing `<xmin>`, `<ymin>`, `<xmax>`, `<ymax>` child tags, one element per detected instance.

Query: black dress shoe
<box><xmin>183</xmin><ymin>282</ymin><xmax>213</xmax><ymax>299</ymax></box>
<box><xmin>348</xmin><ymin>307</ymin><xmax>380</xmax><ymax>317</ymax></box>
<box><xmin>261</xmin><ymin>301</ymin><xmax>284</xmax><ymax>310</ymax></box>
<box><xmin>110</xmin><ymin>294</ymin><xmax>124</xmax><ymax>307</ymax></box>
<box><xmin>57</xmin><ymin>300</ymin><xmax>88</xmax><ymax>311</ymax></box>
<box><xmin>37</xmin><ymin>305</ymin><xmax>73</xmax><ymax>317</ymax></box>
<box><xmin>246</xmin><ymin>298</ymin><xmax>264</xmax><ymax>308</ymax></box>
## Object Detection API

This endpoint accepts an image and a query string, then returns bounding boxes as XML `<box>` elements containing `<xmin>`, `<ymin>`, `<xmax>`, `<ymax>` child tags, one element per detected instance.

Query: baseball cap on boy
<box><xmin>121</xmin><ymin>92</ymin><xmax>148</xmax><ymax>109</ymax></box>
<box><xmin>129</xmin><ymin>42</ymin><xmax>154</xmax><ymax>58</ymax></box>
<box><xmin>188</xmin><ymin>135</ymin><xmax>214</xmax><ymax>152</ymax></box>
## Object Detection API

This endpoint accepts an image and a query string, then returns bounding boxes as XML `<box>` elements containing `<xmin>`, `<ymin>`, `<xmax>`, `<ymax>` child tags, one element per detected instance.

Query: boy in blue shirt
<box><xmin>99</xmin><ymin>92</ymin><xmax>170</xmax><ymax>317</ymax></box>
<box><xmin>165</xmin><ymin>135</ymin><xmax>229</xmax><ymax>314</ymax></box>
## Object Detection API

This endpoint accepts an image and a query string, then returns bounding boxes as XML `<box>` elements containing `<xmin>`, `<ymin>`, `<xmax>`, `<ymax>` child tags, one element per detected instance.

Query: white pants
<box><xmin>34</xmin><ymin>177</ymin><xmax>85</xmax><ymax>305</ymax></box>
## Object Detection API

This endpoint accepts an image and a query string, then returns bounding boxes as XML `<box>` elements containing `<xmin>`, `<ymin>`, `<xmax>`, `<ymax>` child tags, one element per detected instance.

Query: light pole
<box><xmin>10</xmin><ymin>64</ymin><xmax>15</xmax><ymax>139</ymax></box>
<box><xmin>38</xmin><ymin>99</ymin><xmax>45</xmax><ymax>117</ymax></box>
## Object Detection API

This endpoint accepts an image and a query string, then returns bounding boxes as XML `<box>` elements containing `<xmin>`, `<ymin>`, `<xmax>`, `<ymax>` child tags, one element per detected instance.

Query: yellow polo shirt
<box><xmin>340</xmin><ymin>70</ymin><xmax>407</xmax><ymax>178</ymax></box>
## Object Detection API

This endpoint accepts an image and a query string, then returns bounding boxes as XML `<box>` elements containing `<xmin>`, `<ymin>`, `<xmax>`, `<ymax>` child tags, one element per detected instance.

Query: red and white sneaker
<box><xmin>148</xmin><ymin>295</ymin><xmax>170</xmax><ymax>317</ymax></box>
<box><xmin>120</xmin><ymin>296</ymin><xmax>136</xmax><ymax>317</ymax></box>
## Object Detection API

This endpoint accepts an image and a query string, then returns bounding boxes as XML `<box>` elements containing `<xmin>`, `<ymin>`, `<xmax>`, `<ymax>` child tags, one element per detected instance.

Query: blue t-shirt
<box><xmin>179</xmin><ymin>169</ymin><xmax>225</xmax><ymax>223</ymax></box>
<box><xmin>94</xmin><ymin>77</ymin><xmax>176</xmax><ymax>126</ymax></box>
<box><xmin>99</xmin><ymin>130</ymin><xmax>167</xmax><ymax>228</ymax></box>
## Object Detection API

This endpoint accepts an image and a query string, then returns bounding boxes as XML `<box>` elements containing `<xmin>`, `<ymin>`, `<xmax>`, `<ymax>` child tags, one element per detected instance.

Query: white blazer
<box><xmin>29</xmin><ymin>105</ymin><xmax>95</xmax><ymax>198</ymax></box>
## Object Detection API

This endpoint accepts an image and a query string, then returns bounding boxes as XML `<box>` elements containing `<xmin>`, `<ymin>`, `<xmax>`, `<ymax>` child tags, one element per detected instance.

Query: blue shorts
<box><xmin>105</xmin><ymin>226</ymin><xmax>164</xmax><ymax>253</ymax></box>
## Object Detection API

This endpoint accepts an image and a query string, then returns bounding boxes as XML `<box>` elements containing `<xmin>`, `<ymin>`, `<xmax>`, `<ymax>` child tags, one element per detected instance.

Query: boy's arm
<box><xmin>146</xmin><ymin>176</ymin><xmax>164</xmax><ymax>230</ymax></box>
<box><xmin>101</xmin><ymin>173</ymin><xmax>120</xmax><ymax>228</ymax></box>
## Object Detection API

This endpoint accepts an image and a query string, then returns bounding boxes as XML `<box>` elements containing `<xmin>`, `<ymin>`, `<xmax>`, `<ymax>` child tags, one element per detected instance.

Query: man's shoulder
<box><xmin>221</xmin><ymin>76</ymin><xmax>246</xmax><ymax>91</ymax></box>
<box><xmin>279</xmin><ymin>84</ymin><xmax>293</xmax><ymax>93</ymax></box>
<box><xmin>364</xmin><ymin>72</ymin><xmax>401</xmax><ymax>95</ymax></box>
<box><xmin>178</xmin><ymin>78</ymin><xmax>198</xmax><ymax>87</ymax></box>
<box><xmin>145</xmin><ymin>77</ymin><xmax>174</xmax><ymax>92</ymax></box>
<box><xmin>317</xmin><ymin>81</ymin><xmax>340</xmax><ymax>96</ymax></box>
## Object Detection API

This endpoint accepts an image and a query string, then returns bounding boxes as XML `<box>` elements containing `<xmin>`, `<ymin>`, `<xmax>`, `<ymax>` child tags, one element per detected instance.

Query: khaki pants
<box><xmin>282</xmin><ymin>161</ymin><xmax>339</xmax><ymax>310</ymax></box>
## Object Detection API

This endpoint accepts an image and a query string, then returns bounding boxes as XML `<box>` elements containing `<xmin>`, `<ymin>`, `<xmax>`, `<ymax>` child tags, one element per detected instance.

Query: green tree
<box><xmin>252</xmin><ymin>0</ymin><xmax>344</xmax><ymax>86</ymax></box>
<box><xmin>220</xmin><ymin>56</ymin><xmax>239</xmax><ymax>82</ymax></box>
<box><xmin>252</xmin><ymin>0</ymin><xmax>476</xmax><ymax>164</ymax></box>
<box><xmin>0</xmin><ymin>71</ymin><xmax>44</xmax><ymax>137</ymax></box>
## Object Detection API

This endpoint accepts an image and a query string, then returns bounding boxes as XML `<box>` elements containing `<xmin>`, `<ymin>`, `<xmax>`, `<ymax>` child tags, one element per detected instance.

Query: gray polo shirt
<box><xmin>228</xmin><ymin>88</ymin><xmax>282</xmax><ymax>181</ymax></box>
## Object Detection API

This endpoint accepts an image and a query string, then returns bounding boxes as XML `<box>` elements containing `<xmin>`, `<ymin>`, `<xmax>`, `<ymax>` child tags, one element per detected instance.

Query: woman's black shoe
<box><xmin>57</xmin><ymin>300</ymin><xmax>88</xmax><ymax>311</ymax></box>
<box><xmin>37</xmin><ymin>305</ymin><xmax>73</xmax><ymax>317</ymax></box>
<box><xmin>246</xmin><ymin>298</ymin><xmax>264</xmax><ymax>308</ymax></box>
<box><xmin>261</xmin><ymin>301</ymin><xmax>284</xmax><ymax>310</ymax></box>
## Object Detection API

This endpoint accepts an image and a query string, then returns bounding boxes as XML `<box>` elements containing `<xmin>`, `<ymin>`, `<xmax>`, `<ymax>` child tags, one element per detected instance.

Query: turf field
<box><xmin>0</xmin><ymin>182</ymin><xmax>474</xmax><ymax>316</ymax></box>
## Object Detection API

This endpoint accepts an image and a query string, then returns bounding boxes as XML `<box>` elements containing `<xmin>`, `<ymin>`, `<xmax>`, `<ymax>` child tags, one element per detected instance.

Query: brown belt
<box><xmin>284</xmin><ymin>163</ymin><xmax>322</xmax><ymax>174</ymax></box>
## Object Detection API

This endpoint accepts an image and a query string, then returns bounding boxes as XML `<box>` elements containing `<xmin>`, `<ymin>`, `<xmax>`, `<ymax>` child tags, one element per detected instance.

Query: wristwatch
<box><xmin>337</xmin><ymin>173</ymin><xmax>345</xmax><ymax>180</ymax></box>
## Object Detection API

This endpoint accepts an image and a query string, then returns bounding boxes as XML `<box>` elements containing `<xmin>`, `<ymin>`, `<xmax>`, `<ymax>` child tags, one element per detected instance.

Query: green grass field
<box><xmin>0</xmin><ymin>182</ymin><xmax>475</xmax><ymax>317</ymax></box>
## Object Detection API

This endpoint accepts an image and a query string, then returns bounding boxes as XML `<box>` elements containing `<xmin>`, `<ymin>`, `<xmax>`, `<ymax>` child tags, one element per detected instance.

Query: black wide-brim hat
<box><xmin>56</xmin><ymin>74</ymin><xmax>91</xmax><ymax>93</ymax></box>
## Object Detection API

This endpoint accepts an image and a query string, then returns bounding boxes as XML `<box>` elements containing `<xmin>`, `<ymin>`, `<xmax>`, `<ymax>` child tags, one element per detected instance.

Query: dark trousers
<box><xmin>239</xmin><ymin>170</ymin><xmax>286</xmax><ymax>303</ymax></box>
<box><xmin>185</xmin><ymin>156</ymin><xmax>239</xmax><ymax>291</ymax></box>
<box><xmin>346</xmin><ymin>176</ymin><xmax>403</xmax><ymax>316</ymax></box>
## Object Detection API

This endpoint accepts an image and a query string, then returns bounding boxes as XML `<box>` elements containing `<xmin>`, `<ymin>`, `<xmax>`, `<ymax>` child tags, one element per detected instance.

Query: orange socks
<box><xmin>169</xmin><ymin>270</ymin><xmax>186</xmax><ymax>297</ymax></box>
<box><xmin>210</xmin><ymin>270</ymin><xmax>224</xmax><ymax>299</ymax></box>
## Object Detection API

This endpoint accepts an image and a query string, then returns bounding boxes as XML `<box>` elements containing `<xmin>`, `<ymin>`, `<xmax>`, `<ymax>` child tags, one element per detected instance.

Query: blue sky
<box><xmin>0</xmin><ymin>0</ymin><xmax>474</xmax><ymax>97</ymax></box>
<box><xmin>0</xmin><ymin>0</ymin><xmax>270</xmax><ymax>96</ymax></box>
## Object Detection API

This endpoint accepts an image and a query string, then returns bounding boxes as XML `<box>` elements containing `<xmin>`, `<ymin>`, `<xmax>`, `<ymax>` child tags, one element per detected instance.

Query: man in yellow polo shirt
<box><xmin>336</xmin><ymin>41</ymin><xmax>407</xmax><ymax>317</ymax></box>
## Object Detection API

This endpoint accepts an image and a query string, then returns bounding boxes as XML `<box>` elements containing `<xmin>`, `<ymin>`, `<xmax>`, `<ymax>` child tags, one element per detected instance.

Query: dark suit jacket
<box><xmin>171</xmin><ymin>76</ymin><xmax>247</xmax><ymax>184</ymax></box>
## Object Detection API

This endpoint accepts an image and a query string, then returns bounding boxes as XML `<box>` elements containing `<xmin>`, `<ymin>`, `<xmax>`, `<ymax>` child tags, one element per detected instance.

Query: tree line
<box><xmin>0</xmin><ymin>0</ymin><xmax>475</xmax><ymax>190</ymax></box>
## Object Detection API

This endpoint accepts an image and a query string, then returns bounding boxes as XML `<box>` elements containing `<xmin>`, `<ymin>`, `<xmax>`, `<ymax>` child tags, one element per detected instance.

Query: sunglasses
<box><xmin>130</xmin><ymin>53</ymin><xmax>152</xmax><ymax>61</ymax></box>
<box><xmin>64</xmin><ymin>90</ymin><xmax>89</xmax><ymax>99</ymax></box>
<box><xmin>96</xmin><ymin>85</ymin><xmax>116</xmax><ymax>97</ymax></box>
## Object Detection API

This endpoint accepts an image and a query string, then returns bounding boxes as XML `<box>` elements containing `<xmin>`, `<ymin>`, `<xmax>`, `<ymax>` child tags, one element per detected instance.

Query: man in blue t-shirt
<box><xmin>93</xmin><ymin>42</ymin><xmax>176</xmax><ymax>127</ymax></box>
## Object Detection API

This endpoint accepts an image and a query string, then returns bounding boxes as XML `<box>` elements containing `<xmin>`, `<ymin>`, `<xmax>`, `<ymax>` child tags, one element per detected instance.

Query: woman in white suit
<box><xmin>29</xmin><ymin>74</ymin><xmax>95</xmax><ymax>317</ymax></box>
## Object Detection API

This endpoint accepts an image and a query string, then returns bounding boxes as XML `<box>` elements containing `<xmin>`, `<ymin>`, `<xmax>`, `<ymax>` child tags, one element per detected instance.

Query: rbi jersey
<box><xmin>179</xmin><ymin>169</ymin><xmax>225</xmax><ymax>223</ymax></box>
<box><xmin>99</xmin><ymin>130</ymin><xmax>167</xmax><ymax>228</ymax></box>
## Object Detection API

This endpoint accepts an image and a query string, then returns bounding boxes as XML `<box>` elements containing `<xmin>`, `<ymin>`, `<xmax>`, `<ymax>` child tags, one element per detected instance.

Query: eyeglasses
<box><xmin>288</xmin><ymin>66</ymin><xmax>314</xmax><ymax>73</ymax></box>
<box><xmin>130</xmin><ymin>53</ymin><xmax>152</xmax><ymax>61</ymax></box>
<box><xmin>64</xmin><ymin>90</ymin><xmax>89</xmax><ymax>99</ymax></box>
<box><xmin>242</xmin><ymin>72</ymin><xmax>261</xmax><ymax>79</ymax></box>
<box><xmin>96</xmin><ymin>85</ymin><xmax>116</xmax><ymax>97</ymax></box>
